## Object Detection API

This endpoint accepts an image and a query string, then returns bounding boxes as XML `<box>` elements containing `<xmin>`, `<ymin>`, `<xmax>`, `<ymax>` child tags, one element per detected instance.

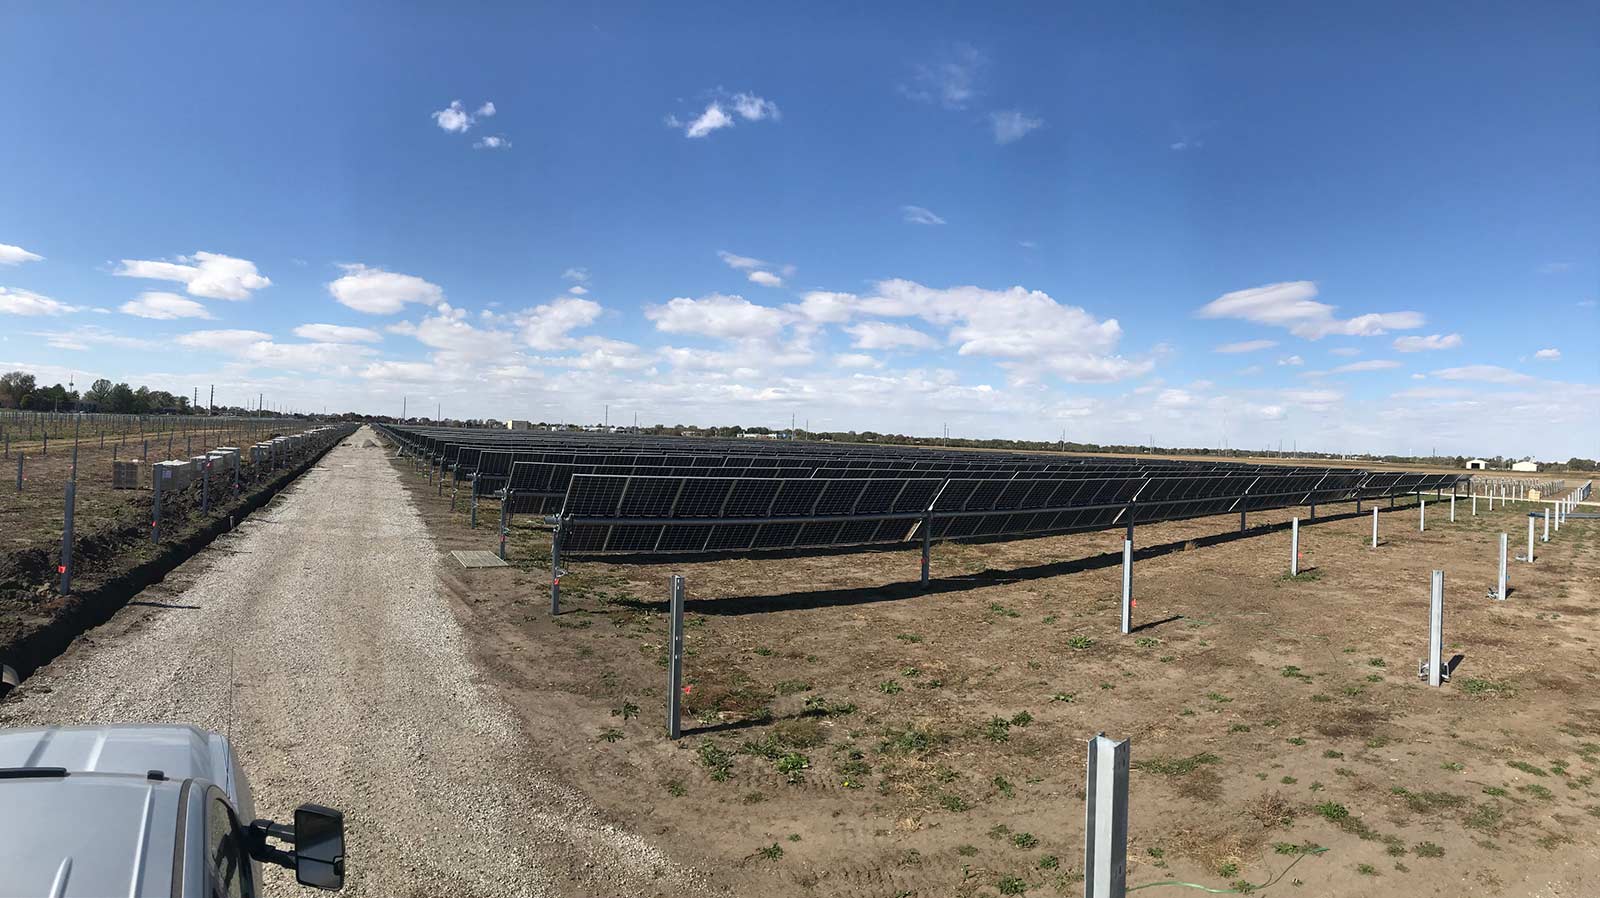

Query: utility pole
<box><xmin>402</xmin><ymin>396</ymin><xmax>407</xmax><ymax>421</ymax></box>
<box><xmin>208</xmin><ymin>385</ymin><xmax>214</xmax><ymax>414</ymax></box>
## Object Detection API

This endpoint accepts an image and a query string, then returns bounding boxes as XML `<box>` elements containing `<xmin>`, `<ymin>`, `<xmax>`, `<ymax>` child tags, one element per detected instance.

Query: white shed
<box><xmin>1511</xmin><ymin>460</ymin><xmax>1538</xmax><ymax>472</ymax></box>
<box><xmin>1465</xmin><ymin>459</ymin><xmax>1488</xmax><ymax>470</ymax></box>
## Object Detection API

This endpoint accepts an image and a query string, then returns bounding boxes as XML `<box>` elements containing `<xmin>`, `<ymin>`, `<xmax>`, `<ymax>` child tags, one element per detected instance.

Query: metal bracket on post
<box><xmin>1084</xmin><ymin>733</ymin><xmax>1130</xmax><ymax>898</ymax></box>
<box><xmin>668</xmin><ymin>575</ymin><xmax>685</xmax><ymax>740</ymax></box>
<box><xmin>1419</xmin><ymin>570</ymin><xmax>1445</xmax><ymax>686</ymax></box>
<box><xmin>1290</xmin><ymin>517</ymin><xmax>1300</xmax><ymax>576</ymax></box>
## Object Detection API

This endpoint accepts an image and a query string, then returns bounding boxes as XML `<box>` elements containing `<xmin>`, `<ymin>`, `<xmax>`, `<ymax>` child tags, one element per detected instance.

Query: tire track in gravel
<box><xmin>1</xmin><ymin>426</ymin><xmax>713</xmax><ymax>898</ymax></box>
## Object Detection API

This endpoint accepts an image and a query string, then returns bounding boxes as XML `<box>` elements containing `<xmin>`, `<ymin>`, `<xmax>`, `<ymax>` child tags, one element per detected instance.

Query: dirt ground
<box><xmin>398</xmin><ymin>447</ymin><xmax>1598</xmax><ymax>898</ymax></box>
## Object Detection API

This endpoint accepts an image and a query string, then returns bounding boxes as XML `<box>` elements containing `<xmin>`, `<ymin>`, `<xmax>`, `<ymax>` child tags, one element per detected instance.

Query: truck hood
<box><xmin>0</xmin><ymin>774</ymin><xmax>182</xmax><ymax>898</ymax></box>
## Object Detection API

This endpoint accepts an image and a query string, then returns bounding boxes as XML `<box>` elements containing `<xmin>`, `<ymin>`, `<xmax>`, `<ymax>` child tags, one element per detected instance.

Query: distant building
<box><xmin>504</xmin><ymin>419</ymin><xmax>531</xmax><ymax>430</ymax></box>
<box><xmin>1465</xmin><ymin>459</ymin><xmax>1488</xmax><ymax>470</ymax></box>
<box><xmin>1511</xmin><ymin>460</ymin><xmax>1538</xmax><ymax>472</ymax></box>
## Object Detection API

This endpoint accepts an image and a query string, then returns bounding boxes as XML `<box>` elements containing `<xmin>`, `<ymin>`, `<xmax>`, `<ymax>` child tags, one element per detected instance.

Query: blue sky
<box><xmin>1</xmin><ymin>3</ymin><xmax>1596</xmax><ymax>458</ymax></box>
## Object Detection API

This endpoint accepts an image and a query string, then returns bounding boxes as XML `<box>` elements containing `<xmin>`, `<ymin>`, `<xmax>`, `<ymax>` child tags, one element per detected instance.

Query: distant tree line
<box><xmin>0</xmin><ymin>369</ymin><xmax>195</xmax><ymax>414</ymax></box>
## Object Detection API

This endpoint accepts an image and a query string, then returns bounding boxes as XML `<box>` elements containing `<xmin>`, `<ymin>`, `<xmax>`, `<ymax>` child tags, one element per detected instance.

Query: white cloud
<box><xmin>0</xmin><ymin>286</ymin><xmax>76</xmax><ymax>316</ymax></box>
<box><xmin>292</xmin><ymin>323</ymin><xmax>381</xmax><ymax>344</ymax></box>
<box><xmin>518</xmin><ymin>296</ymin><xmax>603</xmax><ymax>350</ymax></box>
<box><xmin>174</xmin><ymin>329</ymin><xmax>273</xmax><ymax>351</ymax></box>
<box><xmin>473</xmin><ymin>135</ymin><xmax>511</xmax><ymax>150</ymax></box>
<box><xmin>990</xmin><ymin>110</ymin><xmax>1042</xmax><ymax>144</ymax></box>
<box><xmin>431</xmin><ymin>100</ymin><xmax>475</xmax><ymax>133</ymax></box>
<box><xmin>1431</xmin><ymin>365</ymin><xmax>1534</xmax><ymax>385</ymax></box>
<box><xmin>646</xmin><ymin>293</ymin><xmax>787</xmax><ymax>339</ymax></box>
<box><xmin>119</xmin><ymin>291</ymin><xmax>212</xmax><ymax>320</ymax></box>
<box><xmin>790</xmin><ymin>291</ymin><xmax>857</xmax><ymax>325</ymax></box>
<box><xmin>1328</xmin><ymin>359</ymin><xmax>1401</xmax><ymax>374</ymax></box>
<box><xmin>730</xmin><ymin>93</ymin><xmax>780</xmax><ymax>122</ymax></box>
<box><xmin>327</xmin><ymin>264</ymin><xmax>443</xmax><ymax>314</ymax></box>
<box><xmin>1277</xmin><ymin>355</ymin><xmax>1304</xmax><ymax>366</ymax></box>
<box><xmin>834</xmin><ymin>353</ymin><xmax>883</xmax><ymax>369</ymax></box>
<box><xmin>858</xmin><ymin>279</ymin><xmax>1150</xmax><ymax>383</ymax></box>
<box><xmin>114</xmin><ymin>251</ymin><xmax>270</xmax><ymax>300</ymax></box>
<box><xmin>1534</xmin><ymin>348</ymin><xmax>1561</xmax><ymax>360</ymax></box>
<box><xmin>902</xmin><ymin>45</ymin><xmax>983</xmax><ymax>109</ymax></box>
<box><xmin>176</xmin><ymin>328</ymin><xmax>374</xmax><ymax>373</ymax></box>
<box><xmin>0</xmin><ymin>243</ymin><xmax>43</xmax><ymax>265</ymax></box>
<box><xmin>717</xmin><ymin>251</ymin><xmax>766</xmax><ymax>271</ymax></box>
<box><xmin>1214</xmin><ymin>339</ymin><xmax>1277</xmax><ymax>354</ymax></box>
<box><xmin>1537</xmin><ymin>261</ymin><xmax>1573</xmax><ymax>274</ymax></box>
<box><xmin>566</xmin><ymin>285</ymin><xmax>588</xmax><ymax>295</ymax></box>
<box><xmin>1328</xmin><ymin>347</ymin><xmax>1362</xmax><ymax>357</ymax></box>
<box><xmin>1196</xmin><ymin>281</ymin><xmax>1423</xmax><ymax>339</ymax></box>
<box><xmin>1393</xmin><ymin>333</ymin><xmax>1461</xmax><ymax>352</ymax></box>
<box><xmin>845</xmin><ymin>321</ymin><xmax>938</xmax><ymax>350</ymax></box>
<box><xmin>902</xmin><ymin>205</ymin><xmax>946</xmax><ymax>226</ymax></box>
<box><xmin>562</xmin><ymin>267</ymin><xmax>590</xmax><ymax>284</ymax></box>
<box><xmin>476</xmin><ymin>101</ymin><xmax>496</xmax><ymax>118</ymax></box>
<box><xmin>33</xmin><ymin>325</ymin><xmax>155</xmax><ymax>352</ymax></box>
<box><xmin>747</xmin><ymin>270</ymin><xmax>784</xmax><ymax>288</ymax></box>
<box><xmin>682</xmin><ymin>103</ymin><xmax>734</xmax><ymax>138</ymax></box>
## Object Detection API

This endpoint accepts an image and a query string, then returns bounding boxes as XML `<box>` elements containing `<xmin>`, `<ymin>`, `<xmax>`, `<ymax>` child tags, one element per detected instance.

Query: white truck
<box><xmin>0</xmin><ymin>724</ymin><xmax>345</xmax><ymax>897</ymax></box>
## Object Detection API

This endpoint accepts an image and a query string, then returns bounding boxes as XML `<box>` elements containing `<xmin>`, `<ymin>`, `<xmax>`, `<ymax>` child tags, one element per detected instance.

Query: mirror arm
<box><xmin>246</xmin><ymin>819</ymin><xmax>297</xmax><ymax>870</ymax></box>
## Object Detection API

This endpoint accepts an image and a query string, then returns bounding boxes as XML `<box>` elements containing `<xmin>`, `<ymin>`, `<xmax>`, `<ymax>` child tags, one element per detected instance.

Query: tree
<box><xmin>0</xmin><ymin>370</ymin><xmax>36</xmax><ymax>407</ymax></box>
<box><xmin>85</xmin><ymin>378</ymin><xmax>113</xmax><ymax>406</ymax></box>
<box><xmin>108</xmin><ymin>382</ymin><xmax>136</xmax><ymax>413</ymax></box>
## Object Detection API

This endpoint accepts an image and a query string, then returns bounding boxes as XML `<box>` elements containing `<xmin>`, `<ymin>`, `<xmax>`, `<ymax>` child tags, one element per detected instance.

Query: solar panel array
<box><xmin>380</xmin><ymin>425</ymin><xmax>1468</xmax><ymax>556</ymax></box>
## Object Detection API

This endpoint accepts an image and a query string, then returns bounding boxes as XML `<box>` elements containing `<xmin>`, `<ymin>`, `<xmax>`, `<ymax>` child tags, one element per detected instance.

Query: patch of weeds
<box><xmin>776</xmin><ymin>752</ymin><xmax>811</xmax><ymax>783</ymax></box>
<box><xmin>1313</xmin><ymin>801</ymin><xmax>1349</xmax><ymax>822</ymax></box>
<box><xmin>1051</xmin><ymin>692</ymin><xmax>1077</xmax><ymax>703</ymax></box>
<box><xmin>1066</xmin><ymin>635</ymin><xmax>1095</xmax><ymax>650</ymax></box>
<box><xmin>1136</xmin><ymin>637</ymin><xmax>1161</xmax><ymax>648</ymax></box>
<box><xmin>1342</xmin><ymin>685</ymin><xmax>1366</xmax><ymax>698</ymax></box>
<box><xmin>1465</xmin><ymin>802</ymin><xmax>1505</xmax><ymax>832</ymax></box>
<box><xmin>612</xmin><ymin>702</ymin><xmax>639</xmax><ymax>722</ymax></box>
<box><xmin>1217</xmin><ymin>861</ymin><xmax>1239</xmax><ymax>877</ymax></box>
<box><xmin>1365</xmin><ymin>674</ymin><xmax>1384</xmax><ymax>683</ymax></box>
<box><xmin>1335</xmin><ymin>767</ymin><xmax>1356</xmax><ymax>778</ymax></box>
<box><xmin>1039</xmin><ymin>855</ymin><xmax>1059</xmax><ymax>870</ymax></box>
<box><xmin>1159</xmin><ymin>655</ymin><xmax>1175</xmax><ymax>663</ymax></box>
<box><xmin>901</xmin><ymin>666</ymin><xmax>921</xmax><ymax>678</ymax></box>
<box><xmin>1392</xmin><ymin>788</ymin><xmax>1467</xmax><ymax>813</ymax></box>
<box><xmin>938</xmin><ymin>792</ymin><xmax>970</xmax><ymax>812</ymax></box>
<box><xmin>1206</xmin><ymin>692</ymin><xmax>1233</xmax><ymax>703</ymax></box>
<box><xmin>1357</xmin><ymin>864</ymin><xmax>1378</xmax><ymax>876</ymax></box>
<box><xmin>1282</xmin><ymin>569</ymin><xmax>1322</xmax><ymax>582</ymax></box>
<box><xmin>1368</xmin><ymin>658</ymin><xmax>1386</xmax><ymax>668</ymax></box>
<box><xmin>801</xmin><ymin>695</ymin><xmax>856</xmax><ymax>717</ymax></box>
<box><xmin>1286</xmin><ymin>737</ymin><xmax>1307</xmax><ymax>746</ymax></box>
<box><xmin>597</xmin><ymin>728</ymin><xmax>624</xmax><ymax>743</ymax></box>
<box><xmin>992</xmin><ymin>774</ymin><xmax>1015</xmax><ymax>797</ymax></box>
<box><xmin>775</xmin><ymin>679</ymin><xmax>811</xmax><ymax>695</ymax></box>
<box><xmin>1458</xmin><ymin>677</ymin><xmax>1514</xmax><ymax>697</ymax></box>
<box><xmin>956</xmin><ymin>844</ymin><xmax>978</xmax><ymax>857</ymax></box>
<box><xmin>878</xmin><ymin>680</ymin><xmax>903</xmax><ymax>695</ymax></box>
<box><xmin>1011</xmin><ymin>711</ymin><xmax>1033</xmax><ymax>727</ymax></box>
<box><xmin>742</xmin><ymin>791</ymin><xmax>766</xmax><ymax>804</ymax></box>
<box><xmin>788</xmin><ymin>834</ymin><xmax>802</xmax><ymax>843</ymax></box>
<box><xmin>1309</xmin><ymin>693</ymin><xmax>1332</xmax><ymax>703</ymax></box>
<box><xmin>753</xmin><ymin>646</ymin><xmax>773</xmax><ymax>656</ymax></box>
<box><xmin>1518</xmin><ymin>783</ymin><xmax>1554</xmax><ymax>800</ymax></box>
<box><xmin>1323</xmin><ymin>749</ymin><xmax>1345</xmax><ymax>759</ymax></box>
<box><xmin>1481</xmin><ymin>786</ymin><xmax>1507</xmax><ymax>797</ymax></box>
<box><xmin>1366</xmin><ymin>736</ymin><xmax>1392</xmax><ymax>749</ymax></box>
<box><xmin>1135</xmin><ymin>752</ymin><xmax>1220</xmax><ymax>776</ymax></box>
<box><xmin>1309</xmin><ymin>782</ymin><xmax>1324</xmax><ymax>792</ymax></box>
<box><xmin>1508</xmin><ymin>760</ymin><xmax>1549</xmax><ymax>777</ymax></box>
<box><xmin>1041</xmin><ymin>615</ymin><xmax>1058</xmax><ymax>624</ymax></box>
<box><xmin>1280</xmin><ymin>665</ymin><xmax>1313</xmax><ymax>682</ymax></box>
<box><xmin>896</xmin><ymin>633</ymin><xmax>923</xmax><ymax>643</ymax></box>
<box><xmin>879</xmin><ymin>724</ymin><xmax>942</xmax><ymax>755</ymax></box>
<box><xmin>1230</xmin><ymin>724</ymin><xmax>1252</xmax><ymax>733</ymax></box>
<box><xmin>997</xmin><ymin>876</ymin><xmax>1027</xmax><ymax>896</ymax></box>
<box><xmin>1281</xmin><ymin>776</ymin><xmax>1298</xmax><ymax>785</ymax></box>
<box><xmin>1413</xmin><ymin>842</ymin><xmax>1444</xmax><ymax>858</ymax></box>
<box><xmin>1012</xmin><ymin>832</ymin><xmax>1039</xmax><ymax>849</ymax></box>
<box><xmin>753</xmin><ymin>843</ymin><xmax>783</xmax><ymax>862</ymax></box>
<box><xmin>698</xmin><ymin>741</ymin><xmax>734</xmax><ymax>781</ymax></box>
<box><xmin>984</xmin><ymin>717</ymin><xmax>1013</xmax><ymax>742</ymax></box>
<box><xmin>989</xmin><ymin>602</ymin><xmax>1021</xmax><ymax>619</ymax></box>
<box><xmin>664</xmin><ymin>780</ymin><xmax>686</xmax><ymax>797</ymax></box>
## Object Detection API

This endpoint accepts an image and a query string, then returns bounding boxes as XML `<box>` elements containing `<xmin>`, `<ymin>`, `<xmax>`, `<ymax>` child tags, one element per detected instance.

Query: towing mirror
<box><xmin>293</xmin><ymin>804</ymin><xmax>345</xmax><ymax>890</ymax></box>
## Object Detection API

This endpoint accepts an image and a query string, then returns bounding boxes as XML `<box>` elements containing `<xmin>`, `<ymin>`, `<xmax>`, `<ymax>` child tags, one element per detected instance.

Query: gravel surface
<box><xmin>1</xmin><ymin>427</ymin><xmax>711</xmax><ymax>898</ymax></box>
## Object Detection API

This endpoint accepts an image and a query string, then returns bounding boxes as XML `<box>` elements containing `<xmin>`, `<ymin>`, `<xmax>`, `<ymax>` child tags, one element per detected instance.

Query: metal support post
<box><xmin>1471</xmin><ymin>492</ymin><xmax>1477</xmax><ymax>516</ymax></box>
<box><xmin>152</xmin><ymin>472</ymin><xmax>163</xmax><ymax>543</ymax></box>
<box><xmin>1425</xmin><ymin>570</ymin><xmax>1444</xmax><ymax>687</ymax></box>
<box><xmin>667</xmin><ymin>575</ymin><xmax>685</xmax><ymax>740</ymax></box>
<box><xmin>1290</xmin><ymin>517</ymin><xmax>1300</xmax><ymax>576</ymax></box>
<box><xmin>201</xmin><ymin>461</ymin><xmax>210</xmax><ymax>512</ymax></box>
<box><xmin>14</xmin><ymin>454</ymin><xmax>20</xmax><ymax>493</ymax></box>
<box><xmin>1449</xmin><ymin>493</ymin><xmax>1455</xmax><ymax>522</ymax></box>
<box><xmin>1527</xmin><ymin>515</ymin><xmax>1535</xmax><ymax>563</ymax></box>
<box><xmin>470</xmin><ymin>474</ymin><xmax>480</xmax><ymax>528</ymax></box>
<box><xmin>1084</xmin><ymin>733</ymin><xmax>1130</xmax><ymax>898</ymax></box>
<box><xmin>1544</xmin><ymin>508</ymin><xmax>1550</xmax><ymax>541</ymax></box>
<box><xmin>1239</xmin><ymin>507</ymin><xmax>1246</xmax><ymax>532</ymax></box>
<box><xmin>1371</xmin><ymin>506</ymin><xmax>1379</xmax><ymax>548</ymax></box>
<box><xmin>1496</xmin><ymin>533</ymin><xmax>1507</xmax><ymax>601</ymax></box>
<box><xmin>920</xmin><ymin>513</ymin><xmax>932</xmax><ymax>588</ymax></box>
<box><xmin>498</xmin><ymin>492</ymin><xmax>511</xmax><ymax>561</ymax></box>
<box><xmin>1419</xmin><ymin>499</ymin><xmax>1426</xmax><ymax>531</ymax></box>
<box><xmin>59</xmin><ymin>481</ymin><xmax>76</xmax><ymax>594</ymax></box>
<box><xmin>550</xmin><ymin>522</ymin><xmax>564</xmax><ymax>614</ymax></box>
<box><xmin>1120</xmin><ymin>537</ymin><xmax>1132</xmax><ymax>635</ymax></box>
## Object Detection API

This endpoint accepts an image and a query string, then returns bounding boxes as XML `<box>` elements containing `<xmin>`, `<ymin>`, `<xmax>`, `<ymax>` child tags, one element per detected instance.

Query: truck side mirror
<box><xmin>293</xmin><ymin>804</ymin><xmax>345</xmax><ymax>890</ymax></box>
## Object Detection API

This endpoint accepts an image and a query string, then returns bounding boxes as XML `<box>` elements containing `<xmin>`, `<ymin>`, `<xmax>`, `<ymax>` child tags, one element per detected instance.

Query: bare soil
<box><xmin>398</xmin><ymin>448</ymin><xmax>1599</xmax><ymax>898</ymax></box>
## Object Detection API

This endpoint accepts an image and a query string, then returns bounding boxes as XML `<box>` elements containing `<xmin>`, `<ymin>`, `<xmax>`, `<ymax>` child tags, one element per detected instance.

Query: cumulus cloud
<box><xmin>518</xmin><ymin>296</ymin><xmax>603</xmax><ymax>350</ymax></box>
<box><xmin>1393</xmin><ymin>333</ymin><xmax>1461</xmax><ymax>352</ymax></box>
<box><xmin>834</xmin><ymin>353</ymin><xmax>883</xmax><ymax>369</ymax></box>
<box><xmin>1277</xmin><ymin>355</ymin><xmax>1304</xmax><ymax>366</ymax></box>
<box><xmin>177</xmin><ymin>328</ymin><xmax>374</xmax><ymax>373</ymax></box>
<box><xmin>902</xmin><ymin>205</ymin><xmax>946</xmax><ymax>226</ymax></box>
<box><xmin>1534</xmin><ymin>348</ymin><xmax>1560</xmax><ymax>360</ymax></box>
<box><xmin>730</xmin><ymin>92</ymin><xmax>780</xmax><ymax>122</ymax></box>
<box><xmin>0</xmin><ymin>243</ymin><xmax>43</xmax><ymax>265</ymax></box>
<box><xmin>990</xmin><ymin>110</ymin><xmax>1042</xmax><ymax>144</ymax></box>
<box><xmin>114</xmin><ymin>251</ymin><xmax>270</xmax><ymax>300</ymax></box>
<box><xmin>668</xmin><ymin>91</ymin><xmax>778</xmax><ymax>139</ymax></box>
<box><xmin>845</xmin><ymin>321</ymin><xmax>938</xmax><ymax>350</ymax></box>
<box><xmin>472</xmin><ymin>135</ymin><xmax>511</xmax><ymax>150</ymax></box>
<box><xmin>0</xmin><ymin>286</ymin><xmax>76</xmax><ymax>316</ymax></box>
<box><xmin>1430</xmin><ymin>365</ymin><xmax>1534</xmax><ymax>384</ymax></box>
<box><xmin>562</xmin><ymin>267</ymin><xmax>590</xmax><ymax>284</ymax></box>
<box><xmin>647</xmin><ymin>293</ymin><xmax>787</xmax><ymax>339</ymax></box>
<box><xmin>717</xmin><ymin>250</ymin><xmax>788</xmax><ymax>287</ymax></box>
<box><xmin>292</xmin><ymin>323</ymin><xmax>381</xmax><ymax>344</ymax></box>
<box><xmin>328</xmin><ymin>264</ymin><xmax>443</xmax><ymax>314</ymax></box>
<box><xmin>747</xmin><ymin>270</ymin><xmax>784</xmax><ymax>288</ymax></box>
<box><xmin>1328</xmin><ymin>347</ymin><xmax>1362</xmax><ymax>357</ymax></box>
<box><xmin>1327</xmin><ymin>359</ymin><xmax>1401</xmax><ymax>374</ymax></box>
<box><xmin>1197</xmin><ymin>281</ymin><xmax>1422</xmax><ymax>339</ymax></box>
<box><xmin>1214</xmin><ymin>339</ymin><xmax>1277</xmax><ymax>354</ymax></box>
<box><xmin>175</xmin><ymin>329</ymin><xmax>272</xmax><ymax>351</ymax></box>
<box><xmin>431</xmin><ymin>99</ymin><xmax>497</xmax><ymax>134</ymax></box>
<box><xmin>791</xmin><ymin>291</ymin><xmax>856</xmax><ymax>324</ymax></box>
<box><xmin>119</xmin><ymin>291</ymin><xmax>212</xmax><ymax>320</ymax></box>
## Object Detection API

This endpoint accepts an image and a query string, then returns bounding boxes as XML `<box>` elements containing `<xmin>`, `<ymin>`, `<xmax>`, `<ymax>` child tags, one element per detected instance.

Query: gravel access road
<box><xmin>1</xmin><ymin>426</ymin><xmax>710</xmax><ymax>898</ymax></box>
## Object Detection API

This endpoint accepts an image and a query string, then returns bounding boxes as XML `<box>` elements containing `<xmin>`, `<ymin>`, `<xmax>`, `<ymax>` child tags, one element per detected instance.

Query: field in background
<box><xmin>389</xmin><ymin>442</ymin><xmax>1600</xmax><ymax>897</ymax></box>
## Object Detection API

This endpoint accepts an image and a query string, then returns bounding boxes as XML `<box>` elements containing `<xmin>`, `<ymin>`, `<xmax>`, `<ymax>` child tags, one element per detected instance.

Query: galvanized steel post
<box><xmin>920</xmin><ymin>512</ymin><xmax>932</xmax><ymax>588</ymax></box>
<box><xmin>1527</xmin><ymin>515</ymin><xmax>1535</xmax><ymax>563</ymax></box>
<box><xmin>1120</xmin><ymin>537</ymin><xmax>1132</xmax><ymax>635</ymax></box>
<box><xmin>1290</xmin><ymin>516</ymin><xmax>1300</xmax><ymax>576</ymax></box>
<box><xmin>1544</xmin><ymin>508</ymin><xmax>1550</xmax><ymax>541</ymax></box>
<box><xmin>1496</xmin><ymin>533</ymin><xmax>1507</xmax><ymax>601</ymax></box>
<box><xmin>59</xmin><ymin>480</ymin><xmax>76</xmax><ymax>594</ymax></box>
<box><xmin>1084</xmin><ymin>733</ymin><xmax>1130</xmax><ymax>898</ymax></box>
<box><xmin>1371</xmin><ymin>506</ymin><xmax>1379</xmax><ymax>548</ymax></box>
<box><xmin>1426</xmin><ymin>570</ymin><xmax>1444</xmax><ymax>687</ymax></box>
<box><xmin>1449</xmin><ymin>493</ymin><xmax>1455</xmax><ymax>522</ymax></box>
<box><xmin>470</xmin><ymin>473</ymin><xmax>480</xmax><ymax>528</ymax></box>
<box><xmin>550</xmin><ymin>521</ymin><xmax>563</xmax><ymax>615</ymax></box>
<box><xmin>1419</xmin><ymin>499</ymin><xmax>1425</xmax><ymax>531</ymax></box>
<box><xmin>498</xmin><ymin>491</ymin><xmax>511</xmax><ymax>561</ymax></box>
<box><xmin>667</xmin><ymin>575</ymin><xmax>685</xmax><ymax>740</ymax></box>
